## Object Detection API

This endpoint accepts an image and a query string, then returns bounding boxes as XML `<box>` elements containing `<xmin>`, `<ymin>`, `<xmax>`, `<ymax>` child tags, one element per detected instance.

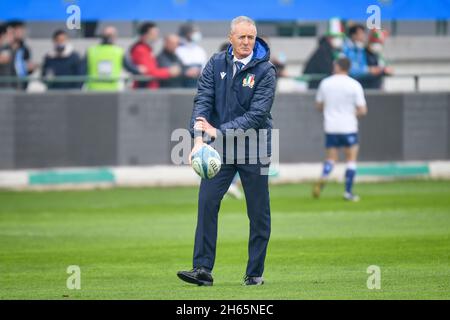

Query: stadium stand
<box><xmin>19</xmin><ymin>34</ymin><xmax>450</xmax><ymax>92</ymax></box>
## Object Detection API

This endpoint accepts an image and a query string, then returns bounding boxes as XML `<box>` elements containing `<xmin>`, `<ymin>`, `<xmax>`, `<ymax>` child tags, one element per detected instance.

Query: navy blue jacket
<box><xmin>41</xmin><ymin>48</ymin><xmax>83</xmax><ymax>89</ymax></box>
<box><xmin>190</xmin><ymin>37</ymin><xmax>276</xmax><ymax>161</ymax></box>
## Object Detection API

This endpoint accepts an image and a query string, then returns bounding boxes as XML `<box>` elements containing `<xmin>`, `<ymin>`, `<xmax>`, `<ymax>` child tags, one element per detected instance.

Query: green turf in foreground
<box><xmin>0</xmin><ymin>180</ymin><xmax>449</xmax><ymax>299</ymax></box>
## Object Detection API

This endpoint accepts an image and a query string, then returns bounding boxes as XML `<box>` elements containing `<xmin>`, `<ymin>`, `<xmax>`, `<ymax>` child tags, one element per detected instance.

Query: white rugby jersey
<box><xmin>316</xmin><ymin>74</ymin><xmax>366</xmax><ymax>134</ymax></box>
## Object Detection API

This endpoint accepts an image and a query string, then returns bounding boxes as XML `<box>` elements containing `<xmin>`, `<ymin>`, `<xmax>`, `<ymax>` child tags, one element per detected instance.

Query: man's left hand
<box><xmin>195</xmin><ymin>117</ymin><xmax>217</xmax><ymax>139</ymax></box>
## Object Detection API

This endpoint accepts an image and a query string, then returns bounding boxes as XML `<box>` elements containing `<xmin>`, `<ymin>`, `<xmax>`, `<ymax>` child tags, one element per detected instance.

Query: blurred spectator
<box><xmin>0</xmin><ymin>24</ymin><xmax>15</xmax><ymax>89</ymax></box>
<box><xmin>41</xmin><ymin>30</ymin><xmax>83</xmax><ymax>90</ymax></box>
<box><xmin>175</xmin><ymin>23</ymin><xmax>206</xmax><ymax>87</ymax></box>
<box><xmin>303</xmin><ymin>18</ymin><xmax>345</xmax><ymax>89</ymax></box>
<box><xmin>342</xmin><ymin>23</ymin><xmax>375</xmax><ymax>82</ymax></box>
<box><xmin>218</xmin><ymin>42</ymin><xmax>229</xmax><ymax>52</ymax></box>
<box><xmin>157</xmin><ymin>34</ymin><xmax>185</xmax><ymax>88</ymax></box>
<box><xmin>8</xmin><ymin>21</ymin><xmax>36</xmax><ymax>90</ymax></box>
<box><xmin>261</xmin><ymin>35</ymin><xmax>288</xmax><ymax>78</ymax></box>
<box><xmin>361</xmin><ymin>29</ymin><xmax>393</xmax><ymax>89</ymax></box>
<box><xmin>86</xmin><ymin>26</ymin><xmax>142</xmax><ymax>91</ymax></box>
<box><xmin>130</xmin><ymin>22</ymin><xmax>180</xmax><ymax>89</ymax></box>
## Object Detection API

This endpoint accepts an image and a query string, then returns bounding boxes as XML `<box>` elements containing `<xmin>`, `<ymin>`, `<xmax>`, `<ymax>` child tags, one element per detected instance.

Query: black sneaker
<box><xmin>177</xmin><ymin>267</ymin><xmax>213</xmax><ymax>286</ymax></box>
<box><xmin>243</xmin><ymin>275</ymin><xmax>264</xmax><ymax>286</ymax></box>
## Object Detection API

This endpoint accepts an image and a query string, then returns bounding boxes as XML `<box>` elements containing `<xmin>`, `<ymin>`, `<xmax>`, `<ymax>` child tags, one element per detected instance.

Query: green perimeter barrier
<box><xmin>29</xmin><ymin>168</ymin><xmax>115</xmax><ymax>185</ymax></box>
<box><xmin>357</xmin><ymin>163</ymin><xmax>430</xmax><ymax>177</ymax></box>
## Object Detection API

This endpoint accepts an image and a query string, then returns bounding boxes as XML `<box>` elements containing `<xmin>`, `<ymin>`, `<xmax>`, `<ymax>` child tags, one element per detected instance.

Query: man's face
<box><xmin>229</xmin><ymin>22</ymin><xmax>256</xmax><ymax>59</ymax></box>
<box><xmin>165</xmin><ymin>35</ymin><xmax>179</xmax><ymax>53</ymax></box>
<box><xmin>13</xmin><ymin>26</ymin><xmax>26</xmax><ymax>41</ymax></box>
<box><xmin>1</xmin><ymin>27</ymin><xmax>13</xmax><ymax>45</ymax></box>
<box><xmin>103</xmin><ymin>26</ymin><xmax>118</xmax><ymax>44</ymax></box>
<box><xmin>146</xmin><ymin>27</ymin><xmax>160</xmax><ymax>43</ymax></box>
<box><xmin>352</xmin><ymin>28</ymin><xmax>366</xmax><ymax>43</ymax></box>
<box><xmin>54</xmin><ymin>34</ymin><xmax>67</xmax><ymax>47</ymax></box>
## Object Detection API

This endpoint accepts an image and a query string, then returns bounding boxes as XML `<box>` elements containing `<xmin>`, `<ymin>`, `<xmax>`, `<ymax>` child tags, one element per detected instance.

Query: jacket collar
<box><xmin>232</xmin><ymin>51</ymin><xmax>253</xmax><ymax>66</ymax></box>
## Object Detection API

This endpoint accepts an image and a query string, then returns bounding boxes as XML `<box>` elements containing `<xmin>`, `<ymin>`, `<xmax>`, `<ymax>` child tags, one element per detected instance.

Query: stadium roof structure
<box><xmin>1</xmin><ymin>0</ymin><xmax>450</xmax><ymax>21</ymax></box>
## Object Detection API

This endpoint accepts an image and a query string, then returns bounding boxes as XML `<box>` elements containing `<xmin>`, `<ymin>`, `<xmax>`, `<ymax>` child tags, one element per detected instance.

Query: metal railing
<box><xmin>1</xmin><ymin>73</ymin><xmax>450</xmax><ymax>92</ymax></box>
<box><xmin>0</xmin><ymin>75</ymin><xmax>156</xmax><ymax>85</ymax></box>
<box><xmin>293</xmin><ymin>73</ymin><xmax>450</xmax><ymax>92</ymax></box>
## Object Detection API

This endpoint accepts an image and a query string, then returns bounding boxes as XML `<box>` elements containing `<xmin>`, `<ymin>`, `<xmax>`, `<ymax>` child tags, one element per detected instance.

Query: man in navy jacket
<box><xmin>177</xmin><ymin>16</ymin><xmax>276</xmax><ymax>286</ymax></box>
<box><xmin>41</xmin><ymin>29</ymin><xmax>83</xmax><ymax>90</ymax></box>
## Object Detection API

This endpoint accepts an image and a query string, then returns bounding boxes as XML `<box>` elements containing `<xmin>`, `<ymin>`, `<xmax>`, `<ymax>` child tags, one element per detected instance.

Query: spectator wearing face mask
<box><xmin>130</xmin><ymin>22</ymin><xmax>181</xmax><ymax>89</ymax></box>
<box><xmin>41</xmin><ymin>29</ymin><xmax>83</xmax><ymax>90</ymax></box>
<box><xmin>342</xmin><ymin>23</ymin><xmax>384</xmax><ymax>84</ymax></box>
<box><xmin>260</xmin><ymin>35</ymin><xmax>288</xmax><ymax>78</ymax></box>
<box><xmin>361</xmin><ymin>29</ymin><xmax>393</xmax><ymax>89</ymax></box>
<box><xmin>9</xmin><ymin>21</ymin><xmax>38</xmax><ymax>90</ymax></box>
<box><xmin>0</xmin><ymin>24</ymin><xmax>15</xmax><ymax>89</ymax></box>
<box><xmin>157</xmin><ymin>34</ymin><xmax>185</xmax><ymax>88</ymax></box>
<box><xmin>175</xmin><ymin>23</ymin><xmax>207</xmax><ymax>88</ymax></box>
<box><xmin>8</xmin><ymin>21</ymin><xmax>36</xmax><ymax>90</ymax></box>
<box><xmin>86</xmin><ymin>26</ymin><xmax>143</xmax><ymax>91</ymax></box>
<box><xmin>303</xmin><ymin>18</ymin><xmax>345</xmax><ymax>89</ymax></box>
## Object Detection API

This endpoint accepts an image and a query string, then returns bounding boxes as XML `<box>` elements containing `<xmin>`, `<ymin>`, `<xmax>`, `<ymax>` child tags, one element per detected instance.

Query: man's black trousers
<box><xmin>193</xmin><ymin>162</ymin><xmax>271</xmax><ymax>277</ymax></box>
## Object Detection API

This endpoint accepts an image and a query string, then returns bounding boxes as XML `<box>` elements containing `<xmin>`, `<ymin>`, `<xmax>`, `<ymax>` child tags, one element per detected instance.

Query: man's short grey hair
<box><xmin>230</xmin><ymin>16</ymin><xmax>257</xmax><ymax>34</ymax></box>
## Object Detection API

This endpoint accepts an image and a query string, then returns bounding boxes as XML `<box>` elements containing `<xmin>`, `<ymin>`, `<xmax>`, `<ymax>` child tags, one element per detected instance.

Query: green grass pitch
<box><xmin>0</xmin><ymin>180</ymin><xmax>449</xmax><ymax>299</ymax></box>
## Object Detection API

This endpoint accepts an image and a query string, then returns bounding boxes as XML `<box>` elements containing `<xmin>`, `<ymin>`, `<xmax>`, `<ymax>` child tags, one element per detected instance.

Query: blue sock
<box><xmin>321</xmin><ymin>160</ymin><xmax>334</xmax><ymax>178</ymax></box>
<box><xmin>345</xmin><ymin>169</ymin><xmax>356</xmax><ymax>194</ymax></box>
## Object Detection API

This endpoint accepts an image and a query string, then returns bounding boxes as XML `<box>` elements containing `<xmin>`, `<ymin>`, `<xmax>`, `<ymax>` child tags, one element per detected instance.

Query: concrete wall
<box><xmin>0</xmin><ymin>90</ymin><xmax>449</xmax><ymax>170</ymax></box>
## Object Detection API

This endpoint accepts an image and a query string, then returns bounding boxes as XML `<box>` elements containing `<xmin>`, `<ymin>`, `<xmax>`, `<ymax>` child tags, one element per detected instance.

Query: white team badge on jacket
<box><xmin>220</xmin><ymin>72</ymin><xmax>226</xmax><ymax>79</ymax></box>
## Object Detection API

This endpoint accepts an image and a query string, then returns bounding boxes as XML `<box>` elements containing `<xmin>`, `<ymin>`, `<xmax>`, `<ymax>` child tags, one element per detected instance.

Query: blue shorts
<box><xmin>325</xmin><ymin>133</ymin><xmax>359</xmax><ymax>148</ymax></box>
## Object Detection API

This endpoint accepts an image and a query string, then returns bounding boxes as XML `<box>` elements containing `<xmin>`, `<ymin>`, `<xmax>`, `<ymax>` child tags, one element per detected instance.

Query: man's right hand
<box><xmin>356</xmin><ymin>105</ymin><xmax>368</xmax><ymax>117</ymax></box>
<box><xmin>383</xmin><ymin>66</ymin><xmax>394</xmax><ymax>75</ymax></box>
<box><xmin>185</xmin><ymin>67</ymin><xmax>201</xmax><ymax>78</ymax></box>
<box><xmin>137</xmin><ymin>64</ymin><xmax>147</xmax><ymax>74</ymax></box>
<box><xmin>188</xmin><ymin>139</ymin><xmax>205</xmax><ymax>165</ymax></box>
<box><xmin>369</xmin><ymin>66</ymin><xmax>383</xmax><ymax>76</ymax></box>
<box><xmin>169</xmin><ymin>65</ymin><xmax>182</xmax><ymax>77</ymax></box>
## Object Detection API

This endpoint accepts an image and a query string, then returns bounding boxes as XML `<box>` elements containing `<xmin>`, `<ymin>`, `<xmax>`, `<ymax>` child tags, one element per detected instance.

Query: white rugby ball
<box><xmin>191</xmin><ymin>144</ymin><xmax>221</xmax><ymax>179</ymax></box>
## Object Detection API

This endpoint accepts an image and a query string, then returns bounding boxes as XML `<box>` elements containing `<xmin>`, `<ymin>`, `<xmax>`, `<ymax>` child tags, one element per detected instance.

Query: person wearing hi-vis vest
<box><xmin>86</xmin><ymin>26</ymin><xmax>143</xmax><ymax>91</ymax></box>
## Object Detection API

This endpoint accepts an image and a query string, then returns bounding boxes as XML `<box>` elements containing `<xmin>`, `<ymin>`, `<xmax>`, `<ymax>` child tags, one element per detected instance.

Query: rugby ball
<box><xmin>191</xmin><ymin>144</ymin><xmax>221</xmax><ymax>179</ymax></box>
